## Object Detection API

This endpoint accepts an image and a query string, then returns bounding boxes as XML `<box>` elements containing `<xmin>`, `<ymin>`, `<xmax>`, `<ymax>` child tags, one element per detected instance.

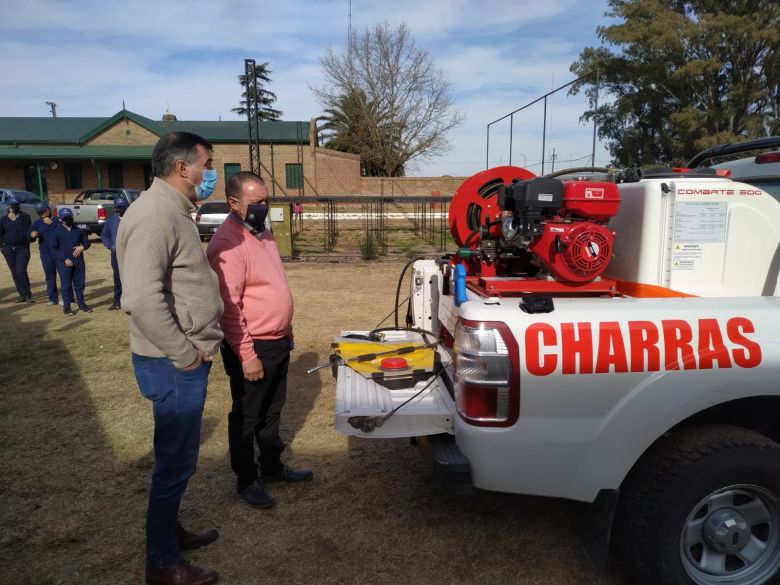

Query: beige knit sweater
<box><xmin>116</xmin><ymin>178</ymin><xmax>224</xmax><ymax>368</ymax></box>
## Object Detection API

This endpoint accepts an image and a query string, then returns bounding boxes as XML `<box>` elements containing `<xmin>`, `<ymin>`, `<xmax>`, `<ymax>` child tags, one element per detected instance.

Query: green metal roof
<box><xmin>0</xmin><ymin>145</ymin><xmax>153</xmax><ymax>159</ymax></box>
<box><xmin>0</xmin><ymin>110</ymin><xmax>310</xmax><ymax>146</ymax></box>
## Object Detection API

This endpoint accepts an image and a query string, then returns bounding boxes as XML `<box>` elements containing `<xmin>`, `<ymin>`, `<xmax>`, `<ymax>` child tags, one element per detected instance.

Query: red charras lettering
<box><xmin>662</xmin><ymin>320</ymin><xmax>697</xmax><ymax>370</ymax></box>
<box><xmin>595</xmin><ymin>322</ymin><xmax>629</xmax><ymax>373</ymax></box>
<box><xmin>628</xmin><ymin>321</ymin><xmax>660</xmax><ymax>372</ymax></box>
<box><xmin>727</xmin><ymin>317</ymin><xmax>762</xmax><ymax>368</ymax></box>
<box><xmin>525</xmin><ymin>323</ymin><xmax>557</xmax><ymax>376</ymax></box>
<box><xmin>562</xmin><ymin>323</ymin><xmax>593</xmax><ymax>374</ymax></box>
<box><xmin>698</xmin><ymin>318</ymin><xmax>732</xmax><ymax>369</ymax></box>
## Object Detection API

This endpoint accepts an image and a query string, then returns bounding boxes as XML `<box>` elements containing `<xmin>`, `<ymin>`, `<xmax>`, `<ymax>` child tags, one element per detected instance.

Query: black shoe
<box><xmin>236</xmin><ymin>480</ymin><xmax>274</xmax><ymax>508</ymax></box>
<box><xmin>25</xmin><ymin>294</ymin><xmax>34</xmax><ymax>303</ymax></box>
<box><xmin>261</xmin><ymin>465</ymin><xmax>313</xmax><ymax>483</ymax></box>
<box><xmin>64</xmin><ymin>305</ymin><xmax>75</xmax><ymax>316</ymax></box>
<box><xmin>78</xmin><ymin>304</ymin><xmax>93</xmax><ymax>313</ymax></box>
<box><xmin>107</xmin><ymin>303</ymin><xmax>121</xmax><ymax>311</ymax></box>
<box><xmin>14</xmin><ymin>297</ymin><xmax>26</xmax><ymax>303</ymax></box>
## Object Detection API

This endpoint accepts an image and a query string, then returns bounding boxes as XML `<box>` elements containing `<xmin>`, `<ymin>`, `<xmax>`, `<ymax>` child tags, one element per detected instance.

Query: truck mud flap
<box><xmin>416</xmin><ymin>433</ymin><xmax>473</xmax><ymax>495</ymax></box>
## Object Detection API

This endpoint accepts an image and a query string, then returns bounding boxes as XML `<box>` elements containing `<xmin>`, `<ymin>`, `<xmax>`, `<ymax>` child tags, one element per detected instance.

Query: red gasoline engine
<box><xmin>448</xmin><ymin>166</ymin><xmax>620</xmax><ymax>293</ymax></box>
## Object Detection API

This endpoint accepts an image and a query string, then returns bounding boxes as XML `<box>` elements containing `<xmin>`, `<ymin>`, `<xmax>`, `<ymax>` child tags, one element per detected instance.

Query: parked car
<box><xmin>195</xmin><ymin>201</ymin><xmax>229</xmax><ymax>240</ymax></box>
<box><xmin>54</xmin><ymin>188</ymin><xmax>142</xmax><ymax>236</ymax></box>
<box><xmin>689</xmin><ymin>136</ymin><xmax>780</xmax><ymax>202</ymax></box>
<box><xmin>0</xmin><ymin>189</ymin><xmax>42</xmax><ymax>216</ymax></box>
<box><xmin>712</xmin><ymin>151</ymin><xmax>780</xmax><ymax>200</ymax></box>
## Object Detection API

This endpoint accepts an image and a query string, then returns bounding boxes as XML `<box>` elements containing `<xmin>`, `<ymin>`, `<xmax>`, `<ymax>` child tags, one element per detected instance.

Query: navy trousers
<box><xmin>56</xmin><ymin>258</ymin><xmax>86</xmax><ymax>307</ymax></box>
<box><xmin>2</xmin><ymin>244</ymin><xmax>31</xmax><ymax>299</ymax></box>
<box><xmin>39</xmin><ymin>252</ymin><xmax>59</xmax><ymax>303</ymax></box>
<box><xmin>110</xmin><ymin>250</ymin><xmax>122</xmax><ymax>305</ymax></box>
<box><xmin>132</xmin><ymin>354</ymin><xmax>211</xmax><ymax>570</ymax></box>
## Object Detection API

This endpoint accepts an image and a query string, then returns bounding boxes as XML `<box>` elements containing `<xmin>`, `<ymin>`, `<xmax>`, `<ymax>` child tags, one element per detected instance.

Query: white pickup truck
<box><xmin>331</xmin><ymin>154</ymin><xmax>780</xmax><ymax>585</ymax></box>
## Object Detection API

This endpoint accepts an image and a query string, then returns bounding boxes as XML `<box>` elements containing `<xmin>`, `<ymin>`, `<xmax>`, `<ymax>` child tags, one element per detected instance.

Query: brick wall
<box><xmin>88</xmin><ymin>120</ymin><xmax>159</xmax><ymax>145</ymax></box>
<box><xmin>359</xmin><ymin>176</ymin><xmax>467</xmax><ymax>197</ymax></box>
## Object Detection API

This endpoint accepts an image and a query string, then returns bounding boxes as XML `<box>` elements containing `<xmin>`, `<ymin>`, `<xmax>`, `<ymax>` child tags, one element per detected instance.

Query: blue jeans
<box><xmin>132</xmin><ymin>353</ymin><xmax>212</xmax><ymax>570</ymax></box>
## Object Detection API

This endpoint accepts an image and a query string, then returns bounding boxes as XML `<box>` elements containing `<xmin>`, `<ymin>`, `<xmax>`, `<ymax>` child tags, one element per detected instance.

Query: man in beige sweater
<box><xmin>117</xmin><ymin>132</ymin><xmax>223</xmax><ymax>585</ymax></box>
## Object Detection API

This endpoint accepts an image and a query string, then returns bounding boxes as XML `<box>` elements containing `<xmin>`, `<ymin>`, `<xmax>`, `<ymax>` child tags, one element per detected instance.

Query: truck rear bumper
<box><xmin>416</xmin><ymin>433</ymin><xmax>473</xmax><ymax>494</ymax></box>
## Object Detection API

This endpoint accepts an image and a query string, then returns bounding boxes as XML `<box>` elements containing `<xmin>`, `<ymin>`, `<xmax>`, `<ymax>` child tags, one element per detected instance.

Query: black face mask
<box><xmin>62</xmin><ymin>217</ymin><xmax>74</xmax><ymax>227</ymax></box>
<box><xmin>245</xmin><ymin>203</ymin><xmax>268</xmax><ymax>232</ymax></box>
<box><xmin>116</xmin><ymin>206</ymin><xmax>127</xmax><ymax>217</ymax></box>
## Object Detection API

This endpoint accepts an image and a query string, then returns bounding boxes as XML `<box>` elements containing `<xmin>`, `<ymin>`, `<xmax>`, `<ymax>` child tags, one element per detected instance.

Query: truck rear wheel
<box><xmin>616</xmin><ymin>425</ymin><xmax>780</xmax><ymax>585</ymax></box>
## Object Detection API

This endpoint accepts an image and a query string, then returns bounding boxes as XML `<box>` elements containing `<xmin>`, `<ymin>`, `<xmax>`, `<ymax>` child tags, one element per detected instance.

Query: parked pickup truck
<box><xmin>55</xmin><ymin>188</ymin><xmax>141</xmax><ymax>236</ymax></box>
<box><xmin>331</xmin><ymin>142</ymin><xmax>780</xmax><ymax>585</ymax></box>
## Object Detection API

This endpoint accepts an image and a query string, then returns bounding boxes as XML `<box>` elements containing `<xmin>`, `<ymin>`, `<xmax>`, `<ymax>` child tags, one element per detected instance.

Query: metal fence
<box><xmin>280</xmin><ymin>195</ymin><xmax>453</xmax><ymax>259</ymax></box>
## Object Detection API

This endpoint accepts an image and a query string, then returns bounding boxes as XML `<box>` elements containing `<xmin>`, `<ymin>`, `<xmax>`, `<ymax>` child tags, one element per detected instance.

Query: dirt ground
<box><xmin>0</xmin><ymin>241</ymin><xmax>634</xmax><ymax>585</ymax></box>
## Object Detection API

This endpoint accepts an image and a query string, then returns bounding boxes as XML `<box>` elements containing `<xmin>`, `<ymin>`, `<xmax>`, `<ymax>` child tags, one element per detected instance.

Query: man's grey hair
<box><xmin>225</xmin><ymin>171</ymin><xmax>265</xmax><ymax>199</ymax></box>
<box><xmin>151</xmin><ymin>132</ymin><xmax>213</xmax><ymax>178</ymax></box>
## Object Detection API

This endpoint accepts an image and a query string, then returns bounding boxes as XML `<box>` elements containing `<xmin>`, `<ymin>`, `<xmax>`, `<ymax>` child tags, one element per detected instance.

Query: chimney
<box><xmin>162</xmin><ymin>112</ymin><xmax>177</xmax><ymax>121</ymax></box>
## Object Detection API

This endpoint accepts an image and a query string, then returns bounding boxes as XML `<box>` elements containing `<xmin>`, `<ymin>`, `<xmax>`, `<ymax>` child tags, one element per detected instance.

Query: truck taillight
<box><xmin>454</xmin><ymin>319</ymin><xmax>519</xmax><ymax>427</ymax></box>
<box><xmin>98</xmin><ymin>207</ymin><xmax>107</xmax><ymax>221</ymax></box>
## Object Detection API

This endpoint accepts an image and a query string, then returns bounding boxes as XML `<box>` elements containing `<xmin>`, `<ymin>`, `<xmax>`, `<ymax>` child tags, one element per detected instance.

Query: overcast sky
<box><xmin>1</xmin><ymin>0</ymin><xmax>613</xmax><ymax>176</ymax></box>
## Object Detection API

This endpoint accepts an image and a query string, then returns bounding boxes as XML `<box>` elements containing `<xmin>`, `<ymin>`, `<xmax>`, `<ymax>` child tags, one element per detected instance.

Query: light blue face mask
<box><xmin>186</xmin><ymin>163</ymin><xmax>218</xmax><ymax>200</ymax></box>
<box><xmin>196</xmin><ymin>169</ymin><xmax>218</xmax><ymax>200</ymax></box>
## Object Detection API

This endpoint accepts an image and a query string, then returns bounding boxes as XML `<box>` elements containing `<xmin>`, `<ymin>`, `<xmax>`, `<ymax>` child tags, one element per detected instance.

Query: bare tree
<box><xmin>314</xmin><ymin>23</ymin><xmax>463</xmax><ymax>177</ymax></box>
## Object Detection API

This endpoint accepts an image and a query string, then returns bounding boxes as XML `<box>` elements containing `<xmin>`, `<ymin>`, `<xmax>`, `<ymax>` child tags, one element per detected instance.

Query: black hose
<box><xmin>542</xmin><ymin>166</ymin><xmax>611</xmax><ymax>179</ymax></box>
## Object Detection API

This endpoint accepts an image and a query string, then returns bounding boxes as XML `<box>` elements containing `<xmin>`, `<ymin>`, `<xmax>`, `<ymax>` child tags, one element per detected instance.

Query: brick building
<box><xmin>0</xmin><ymin>110</ymin><xmax>465</xmax><ymax>202</ymax></box>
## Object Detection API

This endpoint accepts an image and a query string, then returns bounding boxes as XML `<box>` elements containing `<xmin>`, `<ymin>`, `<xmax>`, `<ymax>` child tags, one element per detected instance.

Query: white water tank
<box><xmin>607</xmin><ymin>176</ymin><xmax>780</xmax><ymax>297</ymax></box>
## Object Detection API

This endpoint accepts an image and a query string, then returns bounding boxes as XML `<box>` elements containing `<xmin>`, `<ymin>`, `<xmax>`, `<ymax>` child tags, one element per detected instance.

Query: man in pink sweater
<box><xmin>207</xmin><ymin>172</ymin><xmax>312</xmax><ymax>508</ymax></box>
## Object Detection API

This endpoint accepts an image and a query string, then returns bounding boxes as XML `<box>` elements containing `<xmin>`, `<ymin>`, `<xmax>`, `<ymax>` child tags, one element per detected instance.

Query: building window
<box><xmin>224</xmin><ymin>163</ymin><xmax>241</xmax><ymax>183</ymax></box>
<box><xmin>64</xmin><ymin>163</ymin><xmax>83</xmax><ymax>189</ymax></box>
<box><xmin>286</xmin><ymin>163</ymin><xmax>303</xmax><ymax>189</ymax></box>
<box><xmin>143</xmin><ymin>164</ymin><xmax>153</xmax><ymax>189</ymax></box>
<box><xmin>24</xmin><ymin>164</ymin><xmax>48</xmax><ymax>198</ymax></box>
<box><xmin>108</xmin><ymin>162</ymin><xmax>123</xmax><ymax>188</ymax></box>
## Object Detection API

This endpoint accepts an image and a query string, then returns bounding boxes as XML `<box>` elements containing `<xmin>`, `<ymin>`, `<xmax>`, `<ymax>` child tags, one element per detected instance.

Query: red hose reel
<box><xmin>448</xmin><ymin>166</ymin><xmax>620</xmax><ymax>288</ymax></box>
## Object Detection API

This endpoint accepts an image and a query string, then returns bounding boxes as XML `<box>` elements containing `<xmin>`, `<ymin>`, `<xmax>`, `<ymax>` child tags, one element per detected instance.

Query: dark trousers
<box><xmin>110</xmin><ymin>250</ymin><xmax>122</xmax><ymax>304</ymax></box>
<box><xmin>221</xmin><ymin>338</ymin><xmax>290</xmax><ymax>487</ymax></box>
<box><xmin>39</xmin><ymin>252</ymin><xmax>59</xmax><ymax>303</ymax></box>
<box><xmin>2</xmin><ymin>244</ymin><xmax>31</xmax><ymax>298</ymax></box>
<box><xmin>57</xmin><ymin>259</ymin><xmax>86</xmax><ymax>307</ymax></box>
<box><xmin>132</xmin><ymin>353</ymin><xmax>211</xmax><ymax>571</ymax></box>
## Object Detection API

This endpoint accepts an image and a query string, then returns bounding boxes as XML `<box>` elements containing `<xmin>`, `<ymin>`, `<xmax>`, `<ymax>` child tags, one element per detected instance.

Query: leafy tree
<box><xmin>314</xmin><ymin>23</ymin><xmax>463</xmax><ymax>177</ymax></box>
<box><xmin>233</xmin><ymin>61</ymin><xmax>282</xmax><ymax>121</ymax></box>
<box><xmin>570</xmin><ymin>0</ymin><xmax>780</xmax><ymax>166</ymax></box>
<box><xmin>317</xmin><ymin>89</ymin><xmax>388</xmax><ymax>176</ymax></box>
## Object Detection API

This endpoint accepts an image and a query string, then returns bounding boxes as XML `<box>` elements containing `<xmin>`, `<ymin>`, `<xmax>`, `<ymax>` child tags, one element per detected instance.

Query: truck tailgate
<box><xmin>335</xmin><ymin>363</ymin><xmax>455</xmax><ymax>439</ymax></box>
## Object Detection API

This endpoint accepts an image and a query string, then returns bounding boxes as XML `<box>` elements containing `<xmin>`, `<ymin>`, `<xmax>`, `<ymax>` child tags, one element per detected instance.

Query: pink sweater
<box><xmin>206</xmin><ymin>215</ymin><xmax>293</xmax><ymax>363</ymax></box>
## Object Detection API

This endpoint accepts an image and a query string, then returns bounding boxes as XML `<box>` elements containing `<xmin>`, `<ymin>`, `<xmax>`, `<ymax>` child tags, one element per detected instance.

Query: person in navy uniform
<box><xmin>0</xmin><ymin>195</ymin><xmax>34</xmax><ymax>303</ymax></box>
<box><xmin>101</xmin><ymin>195</ymin><xmax>128</xmax><ymax>311</ymax></box>
<box><xmin>29</xmin><ymin>201</ymin><xmax>62</xmax><ymax>305</ymax></box>
<box><xmin>52</xmin><ymin>207</ymin><xmax>92</xmax><ymax>316</ymax></box>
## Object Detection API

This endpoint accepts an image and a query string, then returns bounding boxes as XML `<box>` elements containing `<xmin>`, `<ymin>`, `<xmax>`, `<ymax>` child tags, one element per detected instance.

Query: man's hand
<box><xmin>242</xmin><ymin>356</ymin><xmax>264</xmax><ymax>382</ymax></box>
<box><xmin>72</xmin><ymin>244</ymin><xmax>84</xmax><ymax>258</ymax></box>
<box><xmin>180</xmin><ymin>350</ymin><xmax>204</xmax><ymax>371</ymax></box>
<box><xmin>64</xmin><ymin>259</ymin><xmax>74</xmax><ymax>267</ymax></box>
<box><xmin>30</xmin><ymin>230</ymin><xmax>39</xmax><ymax>239</ymax></box>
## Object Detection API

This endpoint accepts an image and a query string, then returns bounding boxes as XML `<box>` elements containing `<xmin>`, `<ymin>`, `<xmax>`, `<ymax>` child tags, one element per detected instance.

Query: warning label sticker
<box><xmin>672</xmin><ymin>243</ymin><xmax>704</xmax><ymax>260</ymax></box>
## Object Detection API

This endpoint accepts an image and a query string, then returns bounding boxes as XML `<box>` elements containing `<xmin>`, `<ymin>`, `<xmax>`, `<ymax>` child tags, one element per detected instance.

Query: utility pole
<box><xmin>45</xmin><ymin>101</ymin><xmax>57</xmax><ymax>118</ymax></box>
<box><xmin>551</xmin><ymin>148</ymin><xmax>557</xmax><ymax>173</ymax></box>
